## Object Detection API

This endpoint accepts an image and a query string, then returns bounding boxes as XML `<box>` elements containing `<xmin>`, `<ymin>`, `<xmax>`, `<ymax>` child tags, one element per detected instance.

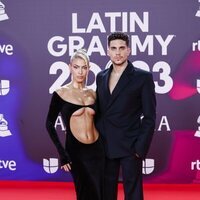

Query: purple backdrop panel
<box><xmin>0</xmin><ymin>0</ymin><xmax>200</xmax><ymax>183</ymax></box>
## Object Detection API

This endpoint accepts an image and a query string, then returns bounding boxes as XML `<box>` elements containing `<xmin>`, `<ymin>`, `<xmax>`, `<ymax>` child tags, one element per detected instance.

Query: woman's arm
<box><xmin>46</xmin><ymin>92</ymin><xmax>71</xmax><ymax>166</ymax></box>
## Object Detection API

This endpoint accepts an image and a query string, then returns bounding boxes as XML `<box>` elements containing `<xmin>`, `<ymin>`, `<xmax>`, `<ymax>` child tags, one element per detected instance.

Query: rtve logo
<box><xmin>192</xmin><ymin>40</ymin><xmax>200</xmax><ymax>51</ymax></box>
<box><xmin>142</xmin><ymin>158</ymin><xmax>155</xmax><ymax>175</ymax></box>
<box><xmin>0</xmin><ymin>80</ymin><xmax>10</xmax><ymax>96</ymax></box>
<box><xmin>0</xmin><ymin>44</ymin><xmax>13</xmax><ymax>55</ymax></box>
<box><xmin>0</xmin><ymin>160</ymin><xmax>16</xmax><ymax>171</ymax></box>
<box><xmin>43</xmin><ymin>158</ymin><xmax>59</xmax><ymax>174</ymax></box>
<box><xmin>191</xmin><ymin>160</ymin><xmax>200</xmax><ymax>170</ymax></box>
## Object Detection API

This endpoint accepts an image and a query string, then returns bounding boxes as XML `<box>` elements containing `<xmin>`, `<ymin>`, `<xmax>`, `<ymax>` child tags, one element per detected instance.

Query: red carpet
<box><xmin>0</xmin><ymin>181</ymin><xmax>199</xmax><ymax>200</ymax></box>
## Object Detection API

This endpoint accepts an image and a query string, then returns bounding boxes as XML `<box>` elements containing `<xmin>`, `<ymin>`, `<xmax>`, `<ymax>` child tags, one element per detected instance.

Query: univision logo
<box><xmin>43</xmin><ymin>158</ymin><xmax>59</xmax><ymax>174</ymax></box>
<box><xmin>0</xmin><ymin>80</ymin><xmax>10</xmax><ymax>96</ymax></box>
<box><xmin>197</xmin><ymin>79</ymin><xmax>200</xmax><ymax>94</ymax></box>
<box><xmin>142</xmin><ymin>158</ymin><xmax>155</xmax><ymax>175</ymax></box>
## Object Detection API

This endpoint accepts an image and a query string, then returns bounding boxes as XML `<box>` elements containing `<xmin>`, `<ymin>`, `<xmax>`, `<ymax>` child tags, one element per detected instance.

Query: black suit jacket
<box><xmin>96</xmin><ymin>61</ymin><xmax>156</xmax><ymax>159</ymax></box>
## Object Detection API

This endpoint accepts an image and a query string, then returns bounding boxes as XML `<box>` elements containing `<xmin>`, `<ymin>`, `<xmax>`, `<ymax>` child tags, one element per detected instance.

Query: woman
<box><xmin>46</xmin><ymin>49</ymin><xmax>104</xmax><ymax>200</ymax></box>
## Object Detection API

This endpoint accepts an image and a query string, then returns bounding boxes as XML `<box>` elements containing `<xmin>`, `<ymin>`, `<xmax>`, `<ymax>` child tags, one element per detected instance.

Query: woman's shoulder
<box><xmin>52</xmin><ymin>85</ymin><xmax>73</xmax><ymax>103</ymax></box>
<box><xmin>56</xmin><ymin>85</ymin><xmax>71</xmax><ymax>96</ymax></box>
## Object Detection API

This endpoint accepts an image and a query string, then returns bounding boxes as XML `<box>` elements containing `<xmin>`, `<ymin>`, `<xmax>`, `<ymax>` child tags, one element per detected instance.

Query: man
<box><xmin>96</xmin><ymin>32</ymin><xmax>156</xmax><ymax>200</ymax></box>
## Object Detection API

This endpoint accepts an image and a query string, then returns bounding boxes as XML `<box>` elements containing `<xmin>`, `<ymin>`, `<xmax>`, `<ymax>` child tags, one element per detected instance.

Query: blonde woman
<box><xmin>46</xmin><ymin>49</ymin><xmax>104</xmax><ymax>200</ymax></box>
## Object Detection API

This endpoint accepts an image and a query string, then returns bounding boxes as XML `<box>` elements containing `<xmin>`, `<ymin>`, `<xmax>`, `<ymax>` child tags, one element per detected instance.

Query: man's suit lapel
<box><xmin>106</xmin><ymin>62</ymin><xmax>134</xmax><ymax>110</ymax></box>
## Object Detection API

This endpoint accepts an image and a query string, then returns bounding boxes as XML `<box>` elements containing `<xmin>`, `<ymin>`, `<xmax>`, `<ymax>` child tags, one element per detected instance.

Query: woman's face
<box><xmin>69</xmin><ymin>57</ymin><xmax>89</xmax><ymax>84</ymax></box>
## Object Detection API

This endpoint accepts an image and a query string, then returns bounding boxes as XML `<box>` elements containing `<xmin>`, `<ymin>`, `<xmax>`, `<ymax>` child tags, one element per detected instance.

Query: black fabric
<box><xmin>96</xmin><ymin>61</ymin><xmax>156</xmax><ymax>159</ymax></box>
<box><xmin>67</xmin><ymin>133</ymin><xmax>104</xmax><ymax>200</ymax></box>
<box><xmin>104</xmin><ymin>156</ymin><xmax>143</xmax><ymax>200</ymax></box>
<box><xmin>46</xmin><ymin>92</ymin><xmax>104</xmax><ymax>200</ymax></box>
<box><xmin>96</xmin><ymin>60</ymin><xmax>156</xmax><ymax>200</ymax></box>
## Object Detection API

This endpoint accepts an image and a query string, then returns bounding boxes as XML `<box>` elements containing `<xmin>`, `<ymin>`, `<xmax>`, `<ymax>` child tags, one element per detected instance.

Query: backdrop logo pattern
<box><xmin>197</xmin><ymin>79</ymin><xmax>200</xmax><ymax>93</ymax></box>
<box><xmin>0</xmin><ymin>44</ymin><xmax>13</xmax><ymax>55</ymax></box>
<box><xmin>0</xmin><ymin>0</ymin><xmax>200</xmax><ymax>183</ymax></box>
<box><xmin>43</xmin><ymin>158</ymin><xmax>59</xmax><ymax>174</ymax></box>
<box><xmin>0</xmin><ymin>160</ymin><xmax>16</xmax><ymax>171</ymax></box>
<box><xmin>142</xmin><ymin>159</ymin><xmax>155</xmax><ymax>175</ymax></box>
<box><xmin>0</xmin><ymin>114</ymin><xmax>12</xmax><ymax>137</ymax></box>
<box><xmin>0</xmin><ymin>1</ymin><xmax>9</xmax><ymax>21</ymax></box>
<box><xmin>195</xmin><ymin>116</ymin><xmax>200</xmax><ymax>137</ymax></box>
<box><xmin>196</xmin><ymin>0</ymin><xmax>200</xmax><ymax>17</ymax></box>
<box><xmin>0</xmin><ymin>80</ymin><xmax>10</xmax><ymax>96</ymax></box>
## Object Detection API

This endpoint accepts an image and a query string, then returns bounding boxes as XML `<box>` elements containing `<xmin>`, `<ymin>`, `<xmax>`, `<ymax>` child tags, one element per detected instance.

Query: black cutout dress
<box><xmin>46</xmin><ymin>92</ymin><xmax>104</xmax><ymax>200</ymax></box>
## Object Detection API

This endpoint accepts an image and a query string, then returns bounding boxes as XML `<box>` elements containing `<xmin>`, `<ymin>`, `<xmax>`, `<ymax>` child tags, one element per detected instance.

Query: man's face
<box><xmin>107</xmin><ymin>39</ymin><xmax>130</xmax><ymax>66</ymax></box>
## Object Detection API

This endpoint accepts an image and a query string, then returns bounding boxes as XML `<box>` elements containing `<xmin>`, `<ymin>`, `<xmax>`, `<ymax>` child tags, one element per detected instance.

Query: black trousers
<box><xmin>104</xmin><ymin>155</ymin><xmax>143</xmax><ymax>200</ymax></box>
<box><xmin>67</xmin><ymin>134</ymin><xmax>105</xmax><ymax>200</ymax></box>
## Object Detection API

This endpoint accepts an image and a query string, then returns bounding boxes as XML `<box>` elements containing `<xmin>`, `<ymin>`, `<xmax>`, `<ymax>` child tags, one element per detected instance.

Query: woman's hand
<box><xmin>61</xmin><ymin>163</ymin><xmax>72</xmax><ymax>171</ymax></box>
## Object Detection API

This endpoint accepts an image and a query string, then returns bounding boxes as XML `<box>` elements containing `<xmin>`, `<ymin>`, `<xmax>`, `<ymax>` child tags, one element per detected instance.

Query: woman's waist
<box><xmin>67</xmin><ymin>128</ymin><xmax>99</xmax><ymax>144</ymax></box>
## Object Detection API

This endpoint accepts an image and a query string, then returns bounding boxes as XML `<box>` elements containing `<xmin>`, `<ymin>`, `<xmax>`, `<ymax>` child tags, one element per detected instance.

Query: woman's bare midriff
<box><xmin>69</xmin><ymin>107</ymin><xmax>99</xmax><ymax>144</ymax></box>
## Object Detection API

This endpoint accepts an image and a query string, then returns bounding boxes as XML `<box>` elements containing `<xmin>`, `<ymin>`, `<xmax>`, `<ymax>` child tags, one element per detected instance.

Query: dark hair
<box><xmin>108</xmin><ymin>32</ymin><xmax>129</xmax><ymax>47</ymax></box>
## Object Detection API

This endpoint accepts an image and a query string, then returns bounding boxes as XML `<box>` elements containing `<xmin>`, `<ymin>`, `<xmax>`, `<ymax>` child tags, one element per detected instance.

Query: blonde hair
<box><xmin>70</xmin><ymin>49</ymin><xmax>90</xmax><ymax>67</ymax></box>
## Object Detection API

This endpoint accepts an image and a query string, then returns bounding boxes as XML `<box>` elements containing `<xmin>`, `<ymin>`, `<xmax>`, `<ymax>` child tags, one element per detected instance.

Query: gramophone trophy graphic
<box><xmin>194</xmin><ymin>115</ymin><xmax>200</xmax><ymax>137</ymax></box>
<box><xmin>0</xmin><ymin>1</ymin><xmax>9</xmax><ymax>21</ymax></box>
<box><xmin>196</xmin><ymin>0</ymin><xmax>200</xmax><ymax>17</ymax></box>
<box><xmin>0</xmin><ymin>114</ymin><xmax>12</xmax><ymax>137</ymax></box>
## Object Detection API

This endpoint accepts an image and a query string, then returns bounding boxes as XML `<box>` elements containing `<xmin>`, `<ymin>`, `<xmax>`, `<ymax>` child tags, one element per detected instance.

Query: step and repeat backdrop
<box><xmin>0</xmin><ymin>0</ymin><xmax>200</xmax><ymax>183</ymax></box>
